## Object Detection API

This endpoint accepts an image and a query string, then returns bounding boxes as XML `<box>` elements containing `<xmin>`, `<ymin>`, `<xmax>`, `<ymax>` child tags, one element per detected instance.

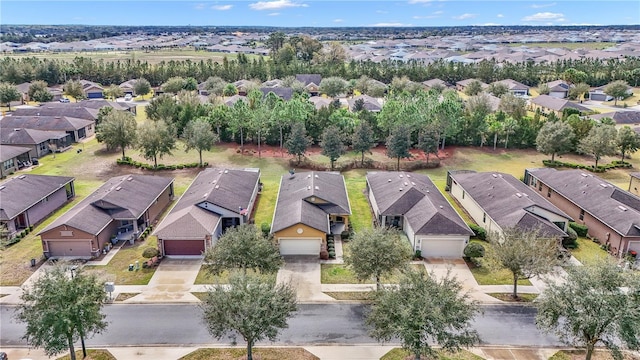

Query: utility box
<box><xmin>104</xmin><ymin>282</ymin><xmax>115</xmax><ymax>300</ymax></box>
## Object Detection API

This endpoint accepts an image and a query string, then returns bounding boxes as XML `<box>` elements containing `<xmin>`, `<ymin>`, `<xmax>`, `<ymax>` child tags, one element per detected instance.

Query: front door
<box><xmin>14</xmin><ymin>213</ymin><xmax>27</xmax><ymax>229</ymax></box>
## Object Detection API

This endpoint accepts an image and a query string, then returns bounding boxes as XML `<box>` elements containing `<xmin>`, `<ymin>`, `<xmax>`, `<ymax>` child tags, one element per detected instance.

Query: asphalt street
<box><xmin>0</xmin><ymin>304</ymin><xmax>561</xmax><ymax>347</ymax></box>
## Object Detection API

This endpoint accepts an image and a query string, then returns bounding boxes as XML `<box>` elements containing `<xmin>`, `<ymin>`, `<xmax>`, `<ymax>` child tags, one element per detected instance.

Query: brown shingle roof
<box><xmin>531</xmin><ymin>95</ymin><xmax>590</xmax><ymax>112</ymax></box>
<box><xmin>0</xmin><ymin>174</ymin><xmax>74</xmax><ymax>221</ymax></box>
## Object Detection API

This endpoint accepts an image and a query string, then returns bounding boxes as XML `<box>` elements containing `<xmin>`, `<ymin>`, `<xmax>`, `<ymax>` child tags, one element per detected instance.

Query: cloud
<box><xmin>249</xmin><ymin>0</ymin><xmax>308</xmax><ymax>11</ymax></box>
<box><xmin>481</xmin><ymin>23</ymin><xmax>501</xmax><ymax>26</ymax></box>
<box><xmin>194</xmin><ymin>3</ymin><xmax>206</xmax><ymax>10</ymax></box>
<box><xmin>413</xmin><ymin>11</ymin><xmax>444</xmax><ymax>19</ymax></box>
<box><xmin>408</xmin><ymin>0</ymin><xmax>432</xmax><ymax>3</ymax></box>
<box><xmin>531</xmin><ymin>2</ymin><xmax>556</xmax><ymax>8</ymax></box>
<box><xmin>497</xmin><ymin>14</ymin><xmax>504</xmax><ymax>18</ymax></box>
<box><xmin>376</xmin><ymin>10</ymin><xmax>388</xmax><ymax>14</ymax></box>
<box><xmin>211</xmin><ymin>4</ymin><xmax>232</xmax><ymax>10</ymax></box>
<box><xmin>453</xmin><ymin>13</ymin><xmax>477</xmax><ymax>20</ymax></box>
<box><xmin>369</xmin><ymin>22</ymin><xmax>413</xmax><ymax>27</ymax></box>
<box><xmin>267</xmin><ymin>12</ymin><xmax>280</xmax><ymax>16</ymax></box>
<box><xmin>522</xmin><ymin>12</ymin><xmax>565</xmax><ymax>21</ymax></box>
<box><xmin>333</xmin><ymin>18</ymin><xmax>344</xmax><ymax>23</ymax></box>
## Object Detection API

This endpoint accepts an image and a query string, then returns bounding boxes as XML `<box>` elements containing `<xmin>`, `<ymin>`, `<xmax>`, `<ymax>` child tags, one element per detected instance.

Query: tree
<box><xmin>485</xmin><ymin>113</ymin><xmax>504</xmax><ymax>150</ymax></box>
<box><xmin>386</xmin><ymin>125</ymin><xmax>412</xmax><ymax>171</ymax></box>
<box><xmin>538</xmin><ymin>84</ymin><xmax>550</xmax><ymax>95</ymax></box>
<box><xmin>184</xmin><ymin>77</ymin><xmax>198</xmax><ymax>91</ymax></box>
<box><xmin>183</xmin><ymin>117</ymin><xmax>219</xmax><ymax>166</ymax></box>
<box><xmin>536</xmin><ymin>121</ymin><xmax>575</xmax><ymax>161</ymax></box>
<box><xmin>417</xmin><ymin>125</ymin><xmax>440</xmax><ymax>163</ymax></box>
<box><xmin>229</xmin><ymin>99</ymin><xmax>250</xmax><ymax>154</ymax></box>
<box><xmin>344</xmin><ymin>227</ymin><xmax>412</xmax><ymax>291</ymax></box>
<box><xmin>265</xmin><ymin>31</ymin><xmax>286</xmax><ymax>54</ymax></box>
<box><xmin>103</xmin><ymin>84</ymin><xmax>123</xmax><ymax>100</ymax></box>
<box><xmin>486</xmin><ymin>227</ymin><xmax>560</xmax><ymax>299</ymax></box>
<box><xmin>366</xmin><ymin>270</ymin><xmax>480</xmax><ymax>360</ymax></box>
<box><xmin>161</xmin><ymin>76</ymin><xmax>186</xmax><ymax>94</ymax></box>
<box><xmin>351</xmin><ymin>121</ymin><xmax>376</xmax><ymax>166</ymax></box>
<box><xmin>463</xmin><ymin>80</ymin><xmax>483</xmax><ymax>96</ymax></box>
<box><xmin>536</xmin><ymin>260</ymin><xmax>640</xmax><ymax>360</ymax></box>
<box><xmin>145</xmin><ymin>93</ymin><xmax>179</xmax><ymax>123</ymax></box>
<box><xmin>563</xmin><ymin>68</ymin><xmax>587</xmax><ymax>85</ymax></box>
<box><xmin>203</xmin><ymin>224</ymin><xmax>283</xmax><ymax>276</ymax></box>
<box><xmin>320</xmin><ymin>125</ymin><xmax>345</xmax><ymax>171</ymax></box>
<box><xmin>203</xmin><ymin>76</ymin><xmax>226</xmax><ymax>97</ymax></box>
<box><xmin>319</xmin><ymin>76</ymin><xmax>347</xmax><ymax>97</ymax></box>
<box><xmin>63</xmin><ymin>80</ymin><xmax>84</xmax><ymax>102</ymax></box>
<box><xmin>223</xmin><ymin>83</ymin><xmax>238</xmax><ymax>97</ymax></box>
<box><xmin>136</xmin><ymin>120</ymin><xmax>176</xmax><ymax>168</ymax></box>
<box><xmin>0</xmin><ymin>82</ymin><xmax>21</xmax><ymax>110</ymax></box>
<box><xmin>617</xmin><ymin>126</ymin><xmax>640</xmax><ymax>162</ymax></box>
<box><xmin>604</xmin><ymin>80</ymin><xmax>630</xmax><ymax>106</ymax></box>
<box><xmin>502</xmin><ymin>116</ymin><xmax>519</xmax><ymax>149</ymax></box>
<box><xmin>133</xmin><ymin>78</ymin><xmax>151</xmax><ymax>97</ymax></box>
<box><xmin>499</xmin><ymin>93</ymin><xmax>527</xmax><ymax>121</ymax></box>
<box><xmin>28</xmin><ymin>80</ymin><xmax>52</xmax><ymax>103</ymax></box>
<box><xmin>201</xmin><ymin>273</ymin><xmax>297</xmax><ymax>360</ymax></box>
<box><xmin>285</xmin><ymin>122</ymin><xmax>312</xmax><ymax>164</ymax></box>
<box><xmin>95</xmin><ymin>110</ymin><xmax>137</xmax><ymax>160</ymax></box>
<box><xmin>566</xmin><ymin>113</ymin><xmax>594</xmax><ymax>147</ymax></box>
<box><xmin>16</xmin><ymin>263</ymin><xmax>108</xmax><ymax>360</ymax></box>
<box><xmin>487</xmin><ymin>82</ymin><xmax>509</xmax><ymax>97</ymax></box>
<box><xmin>578</xmin><ymin>125</ymin><xmax>618</xmax><ymax>167</ymax></box>
<box><xmin>569</xmin><ymin>82</ymin><xmax>590</xmax><ymax>102</ymax></box>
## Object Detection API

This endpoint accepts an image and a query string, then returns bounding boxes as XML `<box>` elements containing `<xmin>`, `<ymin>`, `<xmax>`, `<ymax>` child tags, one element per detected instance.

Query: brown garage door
<box><xmin>163</xmin><ymin>239</ymin><xmax>205</xmax><ymax>256</ymax></box>
<box><xmin>47</xmin><ymin>241</ymin><xmax>92</xmax><ymax>257</ymax></box>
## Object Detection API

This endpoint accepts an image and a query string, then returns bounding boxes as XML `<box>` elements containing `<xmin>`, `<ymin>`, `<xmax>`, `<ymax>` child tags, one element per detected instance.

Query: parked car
<box><xmin>59</xmin><ymin>97</ymin><xmax>70</xmax><ymax>103</ymax></box>
<box><xmin>0</xmin><ymin>351</ymin><xmax>7</xmax><ymax>360</ymax></box>
<box><xmin>124</xmin><ymin>94</ymin><xmax>133</xmax><ymax>101</ymax></box>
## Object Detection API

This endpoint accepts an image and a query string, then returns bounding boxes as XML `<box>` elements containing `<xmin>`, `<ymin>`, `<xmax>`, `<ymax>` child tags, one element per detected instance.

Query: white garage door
<box><xmin>628</xmin><ymin>241</ymin><xmax>640</xmax><ymax>253</ymax></box>
<box><xmin>46</xmin><ymin>241</ymin><xmax>92</xmax><ymax>257</ymax></box>
<box><xmin>420</xmin><ymin>238</ymin><xmax>466</xmax><ymax>258</ymax></box>
<box><xmin>279</xmin><ymin>239</ymin><xmax>322</xmax><ymax>255</ymax></box>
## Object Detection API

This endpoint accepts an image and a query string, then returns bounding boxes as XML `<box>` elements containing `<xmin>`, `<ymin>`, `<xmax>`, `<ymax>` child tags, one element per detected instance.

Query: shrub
<box><xmin>414</xmin><ymin>250</ymin><xmax>422</xmax><ymax>260</ymax></box>
<box><xmin>569</xmin><ymin>222</ymin><xmax>588</xmax><ymax>237</ymax></box>
<box><xmin>563</xmin><ymin>226</ymin><xmax>578</xmax><ymax>249</ymax></box>
<box><xmin>328</xmin><ymin>250</ymin><xmax>336</xmax><ymax>258</ymax></box>
<box><xmin>463</xmin><ymin>242</ymin><xmax>485</xmax><ymax>259</ymax></box>
<box><xmin>319</xmin><ymin>248</ymin><xmax>329</xmax><ymax>260</ymax></box>
<box><xmin>468</xmin><ymin>223</ymin><xmax>487</xmax><ymax>241</ymax></box>
<box><xmin>260</xmin><ymin>223</ymin><xmax>271</xmax><ymax>238</ymax></box>
<box><xmin>340</xmin><ymin>230</ymin><xmax>350</xmax><ymax>240</ymax></box>
<box><xmin>142</xmin><ymin>247</ymin><xmax>159</xmax><ymax>258</ymax></box>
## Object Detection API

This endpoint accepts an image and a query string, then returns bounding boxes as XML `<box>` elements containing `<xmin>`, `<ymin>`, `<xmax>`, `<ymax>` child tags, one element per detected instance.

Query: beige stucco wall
<box><xmin>274</xmin><ymin>223</ymin><xmax>326</xmax><ymax>242</ymax></box>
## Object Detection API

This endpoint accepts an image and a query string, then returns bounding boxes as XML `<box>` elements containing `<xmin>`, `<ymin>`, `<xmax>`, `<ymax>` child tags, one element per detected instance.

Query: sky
<box><xmin>1</xmin><ymin>0</ymin><xmax>639</xmax><ymax>27</ymax></box>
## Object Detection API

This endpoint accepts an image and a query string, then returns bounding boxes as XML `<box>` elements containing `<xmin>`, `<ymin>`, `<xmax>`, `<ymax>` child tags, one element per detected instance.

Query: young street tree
<box><xmin>351</xmin><ymin>121</ymin><xmax>376</xmax><ymax>166</ymax></box>
<box><xmin>569</xmin><ymin>82</ymin><xmax>590</xmax><ymax>102</ymax></box>
<box><xmin>344</xmin><ymin>227</ymin><xmax>412</xmax><ymax>291</ymax></box>
<box><xmin>487</xmin><ymin>82</ymin><xmax>509</xmax><ymax>97</ymax></box>
<box><xmin>386</xmin><ymin>125</ymin><xmax>412</xmax><ymax>171</ymax></box>
<box><xmin>103</xmin><ymin>84</ymin><xmax>123</xmax><ymax>100</ymax></box>
<box><xmin>183</xmin><ymin>117</ymin><xmax>219</xmax><ymax>166</ymax></box>
<box><xmin>0</xmin><ymin>82</ymin><xmax>21</xmax><ymax>110</ymax></box>
<box><xmin>486</xmin><ymin>227</ymin><xmax>560</xmax><ymax>299</ymax></box>
<box><xmin>28</xmin><ymin>80</ymin><xmax>53</xmax><ymax>103</ymax></box>
<box><xmin>96</xmin><ymin>110</ymin><xmax>137</xmax><ymax>160</ymax></box>
<box><xmin>201</xmin><ymin>273</ymin><xmax>297</xmax><ymax>360</ymax></box>
<box><xmin>320</xmin><ymin>125</ymin><xmax>345</xmax><ymax>171</ymax></box>
<box><xmin>578</xmin><ymin>125</ymin><xmax>618</xmax><ymax>167</ymax></box>
<box><xmin>536</xmin><ymin>260</ymin><xmax>640</xmax><ymax>360</ymax></box>
<box><xmin>604</xmin><ymin>80</ymin><xmax>630</xmax><ymax>106</ymax></box>
<box><xmin>63</xmin><ymin>80</ymin><xmax>84</xmax><ymax>102</ymax></box>
<box><xmin>536</xmin><ymin>121</ymin><xmax>575</xmax><ymax>161</ymax></box>
<box><xmin>285</xmin><ymin>122</ymin><xmax>312</xmax><ymax>165</ymax></box>
<box><xmin>133</xmin><ymin>78</ymin><xmax>151</xmax><ymax>97</ymax></box>
<box><xmin>203</xmin><ymin>224</ymin><xmax>283</xmax><ymax>276</ymax></box>
<box><xmin>16</xmin><ymin>264</ymin><xmax>108</xmax><ymax>360</ymax></box>
<box><xmin>366</xmin><ymin>270</ymin><xmax>481</xmax><ymax>360</ymax></box>
<box><xmin>137</xmin><ymin>120</ymin><xmax>176</xmax><ymax>168</ymax></box>
<box><xmin>617</xmin><ymin>125</ymin><xmax>640</xmax><ymax>162</ymax></box>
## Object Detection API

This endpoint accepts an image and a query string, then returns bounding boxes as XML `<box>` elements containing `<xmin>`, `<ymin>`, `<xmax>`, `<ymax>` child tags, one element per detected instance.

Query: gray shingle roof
<box><xmin>0</xmin><ymin>174</ymin><xmax>74</xmax><ymax>221</ymax></box>
<box><xmin>0</xmin><ymin>116</ymin><xmax>93</xmax><ymax>132</ymax></box>
<box><xmin>589</xmin><ymin>111</ymin><xmax>640</xmax><ymax>125</ymax></box>
<box><xmin>260</xmin><ymin>87</ymin><xmax>293</xmax><ymax>100</ymax></box>
<box><xmin>348</xmin><ymin>95</ymin><xmax>382</xmax><ymax>112</ymax></box>
<box><xmin>11</xmin><ymin>106</ymin><xmax>99</xmax><ymax>121</ymax></box>
<box><xmin>450</xmin><ymin>171</ymin><xmax>569</xmax><ymax>237</ymax></box>
<box><xmin>295</xmin><ymin>74</ymin><xmax>322</xmax><ymax>87</ymax></box>
<box><xmin>0</xmin><ymin>145</ymin><xmax>30</xmax><ymax>162</ymax></box>
<box><xmin>527</xmin><ymin>168</ymin><xmax>640</xmax><ymax>237</ymax></box>
<box><xmin>40</xmin><ymin>174</ymin><xmax>173</xmax><ymax>235</ymax></box>
<box><xmin>545</xmin><ymin>80</ymin><xmax>570</xmax><ymax>92</ymax></box>
<box><xmin>422</xmin><ymin>79</ymin><xmax>449</xmax><ymax>87</ymax></box>
<box><xmin>272</xmin><ymin>171</ymin><xmax>351</xmax><ymax>233</ymax></box>
<box><xmin>531</xmin><ymin>95</ymin><xmax>590</xmax><ymax>112</ymax></box>
<box><xmin>367</xmin><ymin>171</ymin><xmax>472</xmax><ymax>236</ymax></box>
<box><xmin>1</xmin><ymin>128</ymin><xmax>68</xmax><ymax>146</ymax></box>
<box><xmin>493</xmin><ymin>79</ymin><xmax>530</xmax><ymax>91</ymax></box>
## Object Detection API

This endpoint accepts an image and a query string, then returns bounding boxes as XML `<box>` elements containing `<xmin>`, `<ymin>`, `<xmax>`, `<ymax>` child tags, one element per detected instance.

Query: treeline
<box><xmin>1</xmin><ymin>54</ymin><xmax>639</xmax><ymax>88</ymax></box>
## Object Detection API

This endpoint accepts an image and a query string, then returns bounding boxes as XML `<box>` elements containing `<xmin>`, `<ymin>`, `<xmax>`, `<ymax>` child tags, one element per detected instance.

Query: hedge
<box><xmin>542</xmin><ymin>159</ymin><xmax>632</xmax><ymax>173</ymax></box>
<box><xmin>569</xmin><ymin>222</ymin><xmax>588</xmax><ymax>237</ymax></box>
<box><xmin>288</xmin><ymin>156</ymin><xmax>440</xmax><ymax>172</ymax></box>
<box><xmin>468</xmin><ymin>223</ymin><xmax>487</xmax><ymax>241</ymax></box>
<box><xmin>116</xmin><ymin>157</ymin><xmax>208</xmax><ymax>171</ymax></box>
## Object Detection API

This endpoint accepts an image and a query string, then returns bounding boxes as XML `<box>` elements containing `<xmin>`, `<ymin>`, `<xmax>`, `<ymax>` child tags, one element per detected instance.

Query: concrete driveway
<box><xmin>277</xmin><ymin>256</ymin><xmax>334</xmax><ymax>303</ymax></box>
<box><xmin>127</xmin><ymin>258</ymin><xmax>202</xmax><ymax>303</ymax></box>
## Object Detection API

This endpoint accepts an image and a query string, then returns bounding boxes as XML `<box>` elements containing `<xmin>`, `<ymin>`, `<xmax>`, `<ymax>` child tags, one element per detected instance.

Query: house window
<box><xmin>579</xmin><ymin>209</ymin><xmax>585</xmax><ymax>221</ymax></box>
<box><xmin>547</xmin><ymin>189</ymin><xmax>552</xmax><ymax>198</ymax></box>
<box><xmin>3</xmin><ymin>159</ymin><xmax>14</xmax><ymax>170</ymax></box>
<box><xmin>553</xmin><ymin>221</ymin><xmax>566</xmax><ymax>230</ymax></box>
<box><xmin>538</xmin><ymin>182</ymin><xmax>542</xmax><ymax>191</ymax></box>
<box><xmin>462</xmin><ymin>191</ymin><xmax>465</xmax><ymax>199</ymax></box>
<box><xmin>482</xmin><ymin>213</ymin><xmax>486</xmax><ymax>223</ymax></box>
<box><xmin>41</xmin><ymin>196</ymin><xmax>49</xmax><ymax>204</ymax></box>
<box><xmin>530</xmin><ymin>178</ymin><xmax>537</xmax><ymax>187</ymax></box>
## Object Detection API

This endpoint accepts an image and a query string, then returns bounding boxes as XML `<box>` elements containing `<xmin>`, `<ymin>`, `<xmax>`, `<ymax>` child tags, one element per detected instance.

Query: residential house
<box><xmin>447</xmin><ymin>171</ymin><xmax>570</xmax><ymax>238</ymax></box>
<box><xmin>79</xmin><ymin>80</ymin><xmax>104</xmax><ymax>99</ymax></box>
<box><xmin>39</xmin><ymin>174</ymin><xmax>174</xmax><ymax>258</ymax></box>
<box><xmin>589</xmin><ymin>83</ymin><xmax>632</xmax><ymax>102</ymax></box>
<box><xmin>119</xmin><ymin>79</ymin><xmax>137</xmax><ymax>95</ymax></box>
<box><xmin>0</xmin><ymin>116</ymin><xmax>94</xmax><ymax>142</ymax></box>
<box><xmin>73</xmin><ymin>99</ymin><xmax>137</xmax><ymax>114</ymax></box>
<box><xmin>530</xmin><ymin>94</ymin><xmax>590</xmax><ymax>116</ymax></box>
<box><xmin>545</xmin><ymin>80</ymin><xmax>571</xmax><ymax>99</ymax></box>
<box><xmin>366</xmin><ymin>172</ymin><xmax>473</xmax><ymax>258</ymax></box>
<box><xmin>224</xmin><ymin>94</ymin><xmax>246</xmax><ymax>107</ymax></box>
<box><xmin>233</xmin><ymin>79</ymin><xmax>255</xmax><ymax>96</ymax></box>
<box><xmin>588</xmin><ymin>111</ymin><xmax>640</xmax><ymax>126</ymax></box>
<box><xmin>0</xmin><ymin>174</ymin><xmax>75</xmax><ymax>237</ymax></box>
<box><xmin>422</xmin><ymin>78</ymin><xmax>450</xmax><ymax>89</ymax></box>
<box><xmin>154</xmin><ymin>168</ymin><xmax>261</xmax><ymax>257</ymax></box>
<box><xmin>260</xmin><ymin>87</ymin><xmax>293</xmax><ymax>101</ymax></box>
<box><xmin>308</xmin><ymin>96</ymin><xmax>333</xmax><ymax>110</ymax></box>
<box><xmin>629</xmin><ymin>173</ymin><xmax>640</xmax><ymax>197</ymax></box>
<box><xmin>296</xmin><ymin>74</ymin><xmax>322</xmax><ymax>96</ymax></box>
<box><xmin>271</xmin><ymin>171</ymin><xmax>351</xmax><ymax>255</ymax></box>
<box><xmin>0</xmin><ymin>128</ymin><xmax>72</xmax><ymax>158</ymax></box>
<box><xmin>11</xmin><ymin>105</ymin><xmax>99</xmax><ymax>122</ymax></box>
<box><xmin>492</xmin><ymin>79</ymin><xmax>530</xmax><ymax>96</ymax></box>
<box><xmin>262</xmin><ymin>79</ymin><xmax>283</xmax><ymax>88</ymax></box>
<box><xmin>455</xmin><ymin>79</ymin><xmax>488</xmax><ymax>92</ymax></box>
<box><xmin>0</xmin><ymin>145</ymin><xmax>31</xmax><ymax>178</ymax></box>
<box><xmin>348</xmin><ymin>95</ymin><xmax>382</xmax><ymax>112</ymax></box>
<box><xmin>524</xmin><ymin>168</ymin><xmax>640</xmax><ymax>257</ymax></box>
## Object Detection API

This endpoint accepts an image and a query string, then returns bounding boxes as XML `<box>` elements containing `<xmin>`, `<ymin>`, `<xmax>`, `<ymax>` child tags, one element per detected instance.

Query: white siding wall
<box><xmin>526</xmin><ymin>205</ymin><xmax>570</xmax><ymax>231</ymax></box>
<box><xmin>450</xmin><ymin>181</ymin><xmax>502</xmax><ymax>235</ymax></box>
<box><xmin>198</xmin><ymin>202</ymin><xmax>244</xmax><ymax>223</ymax></box>
<box><xmin>403</xmin><ymin>216</ymin><xmax>417</xmax><ymax>250</ymax></box>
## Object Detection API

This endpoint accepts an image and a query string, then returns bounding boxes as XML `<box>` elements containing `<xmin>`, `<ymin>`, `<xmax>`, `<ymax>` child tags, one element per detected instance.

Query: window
<box><xmin>530</xmin><ymin>177</ymin><xmax>537</xmax><ymax>187</ymax></box>
<box><xmin>482</xmin><ymin>213</ymin><xmax>486</xmax><ymax>223</ymax></box>
<box><xmin>547</xmin><ymin>189</ymin><xmax>551</xmax><ymax>198</ymax></box>
<box><xmin>3</xmin><ymin>159</ymin><xmax>14</xmax><ymax>170</ymax></box>
<box><xmin>553</xmin><ymin>221</ymin><xmax>566</xmax><ymax>230</ymax></box>
<box><xmin>462</xmin><ymin>191</ymin><xmax>465</xmax><ymax>199</ymax></box>
<box><xmin>538</xmin><ymin>182</ymin><xmax>542</xmax><ymax>191</ymax></box>
<box><xmin>579</xmin><ymin>209</ymin><xmax>585</xmax><ymax>221</ymax></box>
<box><xmin>41</xmin><ymin>196</ymin><xmax>49</xmax><ymax>204</ymax></box>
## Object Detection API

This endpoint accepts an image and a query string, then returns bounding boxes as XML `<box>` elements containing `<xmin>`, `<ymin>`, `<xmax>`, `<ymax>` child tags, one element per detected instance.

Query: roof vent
<box><xmin>0</xmin><ymin>186</ymin><xmax>5</xmax><ymax>191</ymax></box>
<box><xmin>115</xmin><ymin>186</ymin><xmax>122</xmax><ymax>191</ymax></box>
<box><xmin>406</xmin><ymin>174</ymin><xmax>411</xmax><ymax>178</ymax></box>
<box><xmin>224</xmin><ymin>170</ymin><xmax>228</xmax><ymax>174</ymax></box>
<box><xmin>404</xmin><ymin>182</ymin><xmax>408</xmax><ymax>186</ymax></box>
<box><xmin>515</xmin><ymin>193</ymin><xmax>522</xmax><ymax>198</ymax></box>
<box><xmin>581</xmin><ymin>173</ymin><xmax>588</xmax><ymax>177</ymax></box>
<box><xmin>618</xmin><ymin>205</ymin><xmax>627</xmax><ymax>211</ymax></box>
<box><xmin>399</xmin><ymin>174</ymin><xmax>403</xmax><ymax>178</ymax></box>
<box><xmin>411</xmin><ymin>182</ymin><xmax>416</xmax><ymax>186</ymax></box>
<box><xmin>127</xmin><ymin>176</ymin><xmax>133</xmax><ymax>181</ymax></box>
<box><xmin>212</xmin><ymin>179</ymin><xmax>217</xmax><ymax>184</ymax></box>
<box><xmin>388</xmin><ymin>179</ymin><xmax>392</xmax><ymax>182</ymax></box>
<box><xmin>315</xmin><ymin>186</ymin><xmax>319</xmax><ymax>190</ymax></box>
<box><xmin>315</xmin><ymin>174</ymin><xmax>319</xmax><ymax>178</ymax></box>
<box><xmin>600</xmin><ymin>183</ymin><xmax>608</xmax><ymax>188</ymax></box>
<box><xmin>18</xmin><ymin>174</ymin><xmax>26</xmax><ymax>179</ymax></box>
<box><xmin>399</xmin><ymin>187</ymin><xmax>403</xmax><ymax>191</ymax></box>
<box><xmin>215</xmin><ymin>185</ymin><xmax>219</xmax><ymax>189</ymax></box>
<box><xmin>426</xmin><ymin>190</ymin><xmax>429</xmax><ymax>193</ymax></box>
<box><xmin>307</xmin><ymin>174</ymin><xmax>311</xmax><ymax>178</ymax></box>
<box><xmin>307</xmin><ymin>186</ymin><xmax>311</xmax><ymax>190</ymax></box>
<box><xmin>439</xmin><ymin>205</ymin><xmax>443</xmax><ymax>209</ymax></box>
<box><xmin>492</xmin><ymin>174</ymin><xmax>498</xmax><ymax>178</ymax></box>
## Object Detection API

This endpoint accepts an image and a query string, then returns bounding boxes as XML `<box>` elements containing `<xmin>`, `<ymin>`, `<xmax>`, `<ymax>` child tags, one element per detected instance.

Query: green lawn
<box><xmin>320</xmin><ymin>264</ymin><xmax>426</xmax><ymax>284</ymax></box>
<box><xmin>85</xmin><ymin>236</ymin><xmax>158</xmax><ymax>285</ymax></box>
<box><xmin>570</xmin><ymin>237</ymin><xmax>610</xmax><ymax>265</ymax></box>
<box><xmin>487</xmin><ymin>292</ymin><xmax>538</xmax><ymax>302</ymax></box>
<box><xmin>381</xmin><ymin>348</ymin><xmax>484</xmax><ymax>360</ymax></box>
<box><xmin>467</xmin><ymin>240</ymin><xmax>532</xmax><ymax>286</ymax></box>
<box><xmin>56</xmin><ymin>349</ymin><xmax>116</xmax><ymax>360</ymax></box>
<box><xmin>179</xmin><ymin>348</ymin><xmax>318</xmax><ymax>360</ymax></box>
<box><xmin>323</xmin><ymin>291</ymin><xmax>374</xmax><ymax>301</ymax></box>
<box><xmin>344</xmin><ymin>169</ymin><xmax>372</xmax><ymax>231</ymax></box>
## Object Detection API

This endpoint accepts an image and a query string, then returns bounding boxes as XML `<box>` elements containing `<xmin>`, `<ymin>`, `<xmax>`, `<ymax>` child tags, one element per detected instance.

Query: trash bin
<box><xmin>128</xmin><ymin>264</ymin><xmax>134</xmax><ymax>271</ymax></box>
<box><xmin>30</xmin><ymin>258</ymin><xmax>36</xmax><ymax>267</ymax></box>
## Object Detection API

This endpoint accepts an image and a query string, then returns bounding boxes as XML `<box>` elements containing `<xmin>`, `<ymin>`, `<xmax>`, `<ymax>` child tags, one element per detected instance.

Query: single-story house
<box><xmin>492</xmin><ymin>79</ymin><xmax>530</xmax><ymax>96</ymax></box>
<box><xmin>73</xmin><ymin>99</ymin><xmax>136</xmax><ymax>114</ymax></box>
<box><xmin>530</xmin><ymin>94</ymin><xmax>591</xmax><ymax>116</ymax></box>
<box><xmin>119</xmin><ymin>79</ymin><xmax>137</xmax><ymax>95</ymax></box>
<box><xmin>308</xmin><ymin>96</ymin><xmax>333</xmax><ymax>110</ymax></box>
<box><xmin>0</xmin><ymin>145</ymin><xmax>31</xmax><ymax>178</ymax></box>
<box><xmin>224</xmin><ymin>94</ymin><xmax>247</xmax><ymax>107</ymax></box>
<box><xmin>588</xmin><ymin>111</ymin><xmax>640</xmax><ymax>126</ymax></box>
<box><xmin>589</xmin><ymin>84</ymin><xmax>632</xmax><ymax>102</ymax></box>
<box><xmin>80</xmin><ymin>80</ymin><xmax>104</xmax><ymax>99</ymax></box>
<box><xmin>367</xmin><ymin>171</ymin><xmax>473</xmax><ymax>258</ymax></box>
<box><xmin>545</xmin><ymin>80</ymin><xmax>571</xmax><ymax>99</ymax></box>
<box><xmin>0</xmin><ymin>174</ymin><xmax>75</xmax><ymax>238</ymax></box>
<box><xmin>524</xmin><ymin>168</ymin><xmax>640</xmax><ymax>257</ymax></box>
<box><xmin>447</xmin><ymin>171</ymin><xmax>570</xmax><ymax>238</ymax></box>
<box><xmin>348</xmin><ymin>95</ymin><xmax>382</xmax><ymax>112</ymax></box>
<box><xmin>154</xmin><ymin>168</ymin><xmax>261</xmax><ymax>257</ymax></box>
<box><xmin>0</xmin><ymin>115</ymin><xmax>94</xmax><ymax>142</ymax></box>
<box><xmin>0</xmin><ymin>128</ymin><xmax>72</xmax><ymax>158</ymax></box>
<box><xmin>11</xmin><ymin>105</ymin><xmax>99</xmax><ymax>122</ymax></box>
<box><xmin>629</xmin><ymin>173</ymin><xmax>640</xmax><ymax>197</ymax></box>
<box><xmin>422</xmin><ymin>78</ymin><xmax>450</xmax><ymax>89</ymax></box>
<box><xmin>271</xmin><ymin>171</ymin><xmax>351</xmax><ymax>256</ymax></box>
<box><xmin>233</xmin><ymin>79</ymin><xmax>255</xmax><ymax>96</ymax></box>
<box><xmin>39</xmin><ymin>174</ymin><xmax>174</xmax><ymax>259</ymax></box>
<box><xmin>260</xmin><ymin>87</ymin><xmax>293</xmax><ymax>101</ymax></box>
<box><xmin>455</xmin><ymin>79</ymin><xmax>488</xmax><ymax>92</ymax></box>
<box><xmin>262</xmin><ymin>79</ymin><xmax>283</xmax><ymax>88</ymax></box>
<box><xmin>296</xmin><ymin>74</ymin><xmax>322</xmax><ymax>96</ymax></box>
